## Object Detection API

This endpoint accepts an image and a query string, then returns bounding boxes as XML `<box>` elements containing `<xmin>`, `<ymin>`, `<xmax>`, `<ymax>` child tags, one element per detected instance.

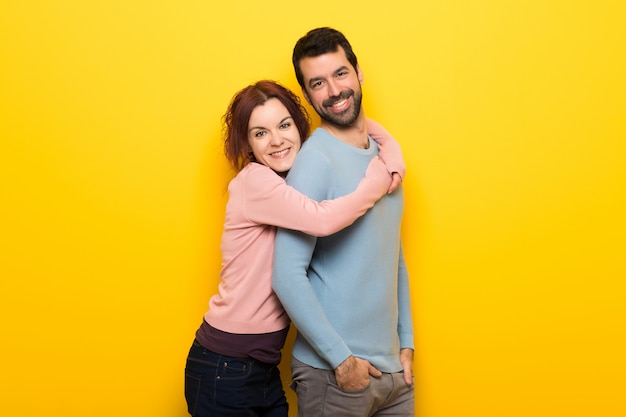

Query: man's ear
<box><xmin>357</xmin><ymin>64</ymin><xmax>364</xmax><ymax>84</ymax></box>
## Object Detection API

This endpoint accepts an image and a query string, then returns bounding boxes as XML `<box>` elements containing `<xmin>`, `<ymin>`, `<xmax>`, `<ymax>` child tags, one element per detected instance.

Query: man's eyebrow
<box><xmin>308</xmin><ymin>66</ymin><xmax>351</xmax><ymax>86</ymax></box>
<box><xmin>308</xmin><ymin>76</ymin><xmax>324</xmax><ymax>87</ymax></box>
<box><xmin>334</xmin><ymin>65</ymin><xmax>350</xmax><ymax>75</ymax></box>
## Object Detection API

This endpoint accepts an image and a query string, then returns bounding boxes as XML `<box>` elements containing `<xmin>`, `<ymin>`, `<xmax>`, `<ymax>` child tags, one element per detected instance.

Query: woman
<box><xmin>185</xmin><ymin>80</ymin><xmax>404</xmax><ymax>417</ymax></box>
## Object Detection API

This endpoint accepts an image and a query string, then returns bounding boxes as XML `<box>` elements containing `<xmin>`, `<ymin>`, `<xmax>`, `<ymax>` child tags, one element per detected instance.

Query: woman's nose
<box><xmin>270</xmin><ymin>132</ymin><xmax>284</xmax><ymax>146</ymax></box>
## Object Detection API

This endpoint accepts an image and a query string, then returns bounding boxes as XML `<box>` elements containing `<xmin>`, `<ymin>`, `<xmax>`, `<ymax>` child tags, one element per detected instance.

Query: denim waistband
<box><xmin>190</xmin><ymin>339</ymin><xmax>274</xmax><ymax>369</ymax></box>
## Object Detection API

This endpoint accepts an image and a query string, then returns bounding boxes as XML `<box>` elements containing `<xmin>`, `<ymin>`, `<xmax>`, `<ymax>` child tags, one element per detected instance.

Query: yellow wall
<box><xmin>1</xmin><ymin>1</ymin><xmax>624</xmax><ymax>416</ymax></box>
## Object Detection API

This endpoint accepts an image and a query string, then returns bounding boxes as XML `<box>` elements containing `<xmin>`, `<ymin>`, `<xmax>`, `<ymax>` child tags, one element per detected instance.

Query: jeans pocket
<box><xmin>184</xmin><ymin>369</ymin><xmax>203</xmax><ymax>415</ymax></box>
<box><xmin>217</xmin><ymin>358</ymin><xmax>253</xmax><ymax>381</ymax></box>
<box><xmin>322</xmin><ymin>382</ymin><xmax>372</xmax><ymax>416</ymax></box>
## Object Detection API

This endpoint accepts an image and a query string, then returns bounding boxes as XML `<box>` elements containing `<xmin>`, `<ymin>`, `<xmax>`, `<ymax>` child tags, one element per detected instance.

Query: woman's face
<box><xmin>247</xmin><ymin>98</ymin><xmax>302</xmax><ymax>174</ymax></box>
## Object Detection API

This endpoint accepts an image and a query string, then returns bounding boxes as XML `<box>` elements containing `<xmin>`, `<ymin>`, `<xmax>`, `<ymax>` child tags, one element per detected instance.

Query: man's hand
<box><xmin>387</xmin><ymin>172</ymin><xmax>403</xmax><ymax>193</ymax></box>
<box><xmin>335</xmin><ymin>355</ymin><xmax>382</xmax><ymax>390</ymax></box>
<box><xmin>400</xmin><ymin>348</ymin><xmax>414</xmax><ymax>385</ymax></box>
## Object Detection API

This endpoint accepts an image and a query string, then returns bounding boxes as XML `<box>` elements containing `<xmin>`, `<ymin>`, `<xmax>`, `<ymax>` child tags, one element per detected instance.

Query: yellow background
<box><xmin>1</xmin><ymin>1</ymin><xmax>625</xmax><ymax>416</ymax></box>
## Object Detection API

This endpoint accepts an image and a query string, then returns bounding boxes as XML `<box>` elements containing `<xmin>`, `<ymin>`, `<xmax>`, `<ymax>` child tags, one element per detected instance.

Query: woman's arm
<box><xmin>242</xmin><ymin>160</ymin><xmax>391</xmax><ymax>237</ymax></box>
<box><xmin>366</xmin><ymin>118</ymin><xmax>406</xmax><ymax>192</ymax></box>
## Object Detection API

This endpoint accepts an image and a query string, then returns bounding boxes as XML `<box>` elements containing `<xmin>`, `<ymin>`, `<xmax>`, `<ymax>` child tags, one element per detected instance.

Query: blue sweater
<box><xmin>272</xmin><ymin>127</ymin><xmax>414</xmax><ymax>372</ymax></box>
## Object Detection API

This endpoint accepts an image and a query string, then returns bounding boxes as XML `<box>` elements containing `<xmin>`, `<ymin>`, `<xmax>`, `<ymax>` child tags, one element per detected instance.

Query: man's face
<box><xmin>299</xmin><ymin>48</ymin><xmax>364</xmax><ymax>127</ymax></box>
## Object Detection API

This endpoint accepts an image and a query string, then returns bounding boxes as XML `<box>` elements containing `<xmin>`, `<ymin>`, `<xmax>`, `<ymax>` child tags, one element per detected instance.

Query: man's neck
<box><xmin>320</xmin><ymin>113</ymin><xmax>370</xmax><ymax>149</ymax></box>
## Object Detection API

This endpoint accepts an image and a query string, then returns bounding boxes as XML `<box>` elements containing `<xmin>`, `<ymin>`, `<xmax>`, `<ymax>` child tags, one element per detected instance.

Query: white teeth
<box><xmin>333</xmin><ymin>99</ymin><xmax>347</xmax><ymax>108</ymax></box>
<box><xmin>271</xmin><ymin>149</ymin><xmax>289</xmax><ymax>156</ymax></box>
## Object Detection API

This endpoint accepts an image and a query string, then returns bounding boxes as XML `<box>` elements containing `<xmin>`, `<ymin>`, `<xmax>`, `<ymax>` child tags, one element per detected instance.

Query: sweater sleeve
<box><xmin>396</xmin><ymin>244</ymin><xmax>415</xmax><ymax>350</ymax></box>
<box><xmin>242</xmin><ymin>162</ymin><xmax>391</xmax><ymax>237</ymax></box>
<box><xmin>366</xmin><ymin>118</ymin><xmax>406</xmax><ymax>180</ymax></box>
<box><xmin>272</xmin><ymin>151</ymin><xmax>353</xmax><ymax>369</ymax></box>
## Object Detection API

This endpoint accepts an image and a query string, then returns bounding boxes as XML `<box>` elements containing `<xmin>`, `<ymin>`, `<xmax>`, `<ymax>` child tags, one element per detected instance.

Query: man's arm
<box><xmin>273</xmin><ymin>226</ymin><xmax>380</xmax><ymax>390</ymax></box>
<box><xmin>272</xmin><ymin>150</ymin><xmax>353</xmax><ymax>369</ymax></box>
<box><xmin>397</xmin><ymin>244</ymin><xmax>415</xmax><ymax>385</ymax></box>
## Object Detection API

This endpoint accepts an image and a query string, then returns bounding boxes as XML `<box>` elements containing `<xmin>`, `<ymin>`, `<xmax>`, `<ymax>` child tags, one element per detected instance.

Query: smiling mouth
<box><xmin>331</xmin><ymin>99</ymin><xmax>348</xmax><ymax>108</ymax></box>
<box><xmin>324</xmin><ymin>90</ymin><xmax>354</xmax><ymax>109</ymax></box>
<box><xmin>271</xmin><ymin>148</ymin><xmax>290</xmax><ymax>157</ymax></box>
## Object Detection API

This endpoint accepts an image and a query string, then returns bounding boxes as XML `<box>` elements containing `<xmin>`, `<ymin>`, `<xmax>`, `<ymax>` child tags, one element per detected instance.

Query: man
<box><xmin>272</xmin><ymin>27</ymin><xmax>414</xmax><ymax>416</ymax></box>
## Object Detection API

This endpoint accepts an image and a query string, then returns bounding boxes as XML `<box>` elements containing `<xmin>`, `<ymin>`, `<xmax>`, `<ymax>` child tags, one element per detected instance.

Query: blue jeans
<box><xmin>184</xmin><ymin>339</ymin><xmax>288</xmax><ymax>417</ymax></box>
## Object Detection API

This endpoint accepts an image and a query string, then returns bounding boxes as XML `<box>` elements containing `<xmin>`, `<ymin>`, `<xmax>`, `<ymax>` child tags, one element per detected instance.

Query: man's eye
<box><xmin>311</xmin><ymin>81</ymin><xmax>323</xmax><ymax>88</ymax></box>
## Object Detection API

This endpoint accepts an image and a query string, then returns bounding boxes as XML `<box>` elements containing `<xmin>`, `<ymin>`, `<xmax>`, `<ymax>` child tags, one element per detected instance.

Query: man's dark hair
<box><xmin>292</xmin><ymin>27</ymin><xmax>359</xmax><ymax>88</ymax></box>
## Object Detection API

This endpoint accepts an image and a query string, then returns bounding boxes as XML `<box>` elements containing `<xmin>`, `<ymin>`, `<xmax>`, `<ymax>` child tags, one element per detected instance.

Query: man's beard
<box><xmin>314</xmin><ymin>87</ymin><xmax>363</xmax><ymax>127</ymax></box>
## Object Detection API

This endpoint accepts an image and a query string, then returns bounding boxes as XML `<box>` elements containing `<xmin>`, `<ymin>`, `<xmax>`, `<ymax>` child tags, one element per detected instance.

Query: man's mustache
<box><xmin>323</xmin><ymin>89</ymin><xmax>354</xmax><ymax>107</ymax></box>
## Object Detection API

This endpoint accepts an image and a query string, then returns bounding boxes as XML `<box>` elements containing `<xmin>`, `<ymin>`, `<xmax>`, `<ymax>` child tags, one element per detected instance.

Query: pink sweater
<box><xmin>204</xmin><ymin>121</ymin><xmax>405</xmax><ymax>335</ymax></box>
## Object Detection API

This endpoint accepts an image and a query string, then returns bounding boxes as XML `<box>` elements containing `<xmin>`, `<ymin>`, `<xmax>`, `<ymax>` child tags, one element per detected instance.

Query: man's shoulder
<box><xmin>310</xmin><ymin>127</ymin><xmax>331</xmax><ymax>138</ymax></box>
<box><xmin>300</xmin><ymin>128</ymin><xmax>338</xmax><ymax>153</ymax></box>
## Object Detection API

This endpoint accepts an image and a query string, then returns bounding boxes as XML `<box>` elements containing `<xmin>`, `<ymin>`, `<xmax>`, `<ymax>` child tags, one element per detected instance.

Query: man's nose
<box><xmin>327</xmin><ymin>79</ymin><xmax>341</xmax><ymax>97</ymax></box>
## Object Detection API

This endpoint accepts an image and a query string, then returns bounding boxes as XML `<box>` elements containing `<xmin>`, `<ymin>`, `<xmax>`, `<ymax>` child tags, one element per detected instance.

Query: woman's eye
<box><xmin>280</xmin><ymin>123</ymin><xmax>291</xmax><ymax>129</ymax></box>
<box><xmin>254</xmin><ymin>131</ymin><xmax>267</xmax><ymax>137</ymax></box>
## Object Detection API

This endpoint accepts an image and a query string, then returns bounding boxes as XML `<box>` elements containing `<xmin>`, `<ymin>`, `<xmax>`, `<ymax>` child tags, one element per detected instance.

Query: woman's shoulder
<box><xmin>236</xmin><ymin>163</ymin><xmax>283</xmax><ymax>187</ymax></box>
<box><xmin>238</xmin><ymin>162</ymin><xmax>274</xmax><ymax>176</ymax></box>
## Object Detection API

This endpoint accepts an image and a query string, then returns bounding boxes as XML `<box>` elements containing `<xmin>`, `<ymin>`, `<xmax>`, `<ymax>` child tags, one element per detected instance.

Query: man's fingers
<box><xmin>403</xmin><ymin>366</ymin><xmax>413</xmax><ymax>385</ymax></box>
<box><xmin>368</xmin><ymin>363</ymin><xmax>383</xmax><ymax>378</ymax></box>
